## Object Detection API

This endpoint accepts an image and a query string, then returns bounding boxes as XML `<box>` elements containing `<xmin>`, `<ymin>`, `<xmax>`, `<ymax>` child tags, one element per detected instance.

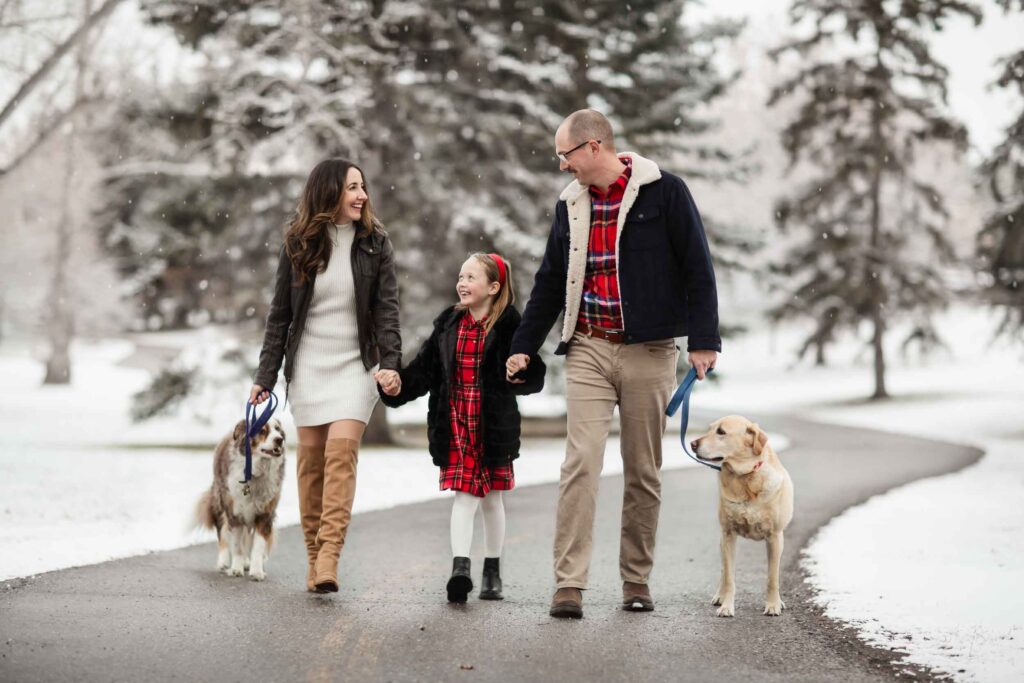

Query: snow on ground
<box><xmin>696</xmin><ymin>305</ymin><xmax>1024</xmax><ymax>683</ymax></box>
<box><xmin>2</xmin><ymin>303</ymin><xmax>1021</xmax><ymax>681</ymax></box>
<box><xmin>3</xmin><ymin>334</ymin><xmax>780</xmax><ymax>581</ymax></box>
<box><xmin>804</xmin><ymin>439</ymin><xmax>1023</xmax><ymax>682</ymax></box>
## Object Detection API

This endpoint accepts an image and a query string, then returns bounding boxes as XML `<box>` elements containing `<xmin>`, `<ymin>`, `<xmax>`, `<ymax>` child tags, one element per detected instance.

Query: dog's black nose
<box><xmin>690</xmin><ymin>439</ymin><xmax>699</xmax><ymax>451</ymax></box>
<box><xmin>273</xmin><ymin>436</ymin><xmax>283</xmax><ymax>447</ymax></box>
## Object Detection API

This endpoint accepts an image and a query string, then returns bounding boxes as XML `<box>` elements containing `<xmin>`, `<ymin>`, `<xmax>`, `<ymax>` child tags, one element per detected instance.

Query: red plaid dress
<box><xmin>440</xmin><ymin>311</ymin><xmax>515</xmax><ymax>497</ymax></box>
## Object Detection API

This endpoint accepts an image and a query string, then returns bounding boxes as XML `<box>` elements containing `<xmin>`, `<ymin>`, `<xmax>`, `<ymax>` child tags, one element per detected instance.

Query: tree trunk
<box><xmin>871</xmin><ymin>311</ymin><xmax>887</xmax><ymax>399</ymax></box>
<box><xmin>44</xmin><ymin>0</ymin><xmax>98</xmax><ymax>385</ymax></box>
<box><xmin>867</xmin><ymin>54</ymin><xmax>889</xmax><ymax>401</ymax></box>
<box><xmin>43</xmin><ymin>127</ymin><xmax>76</xmax><ymax>384</ymax></box>
<box><xmin>42</xmin><ymin>272</ymin><xmax>72</xmax><ymax>384</ymax></box>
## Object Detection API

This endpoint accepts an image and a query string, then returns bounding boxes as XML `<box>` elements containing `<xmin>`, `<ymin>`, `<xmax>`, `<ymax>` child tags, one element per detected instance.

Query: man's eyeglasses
<box><xmin>556</xmin><ymin>139</ymin><xmax>600</xmax><ymax>163</ymax></box>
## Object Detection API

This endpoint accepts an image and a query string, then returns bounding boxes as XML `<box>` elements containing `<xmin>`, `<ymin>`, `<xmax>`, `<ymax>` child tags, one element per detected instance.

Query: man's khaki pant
<box><xmin>554</xmin><ymin>332</ymin><xmax>679</xmax><ymax>589</ymax></box>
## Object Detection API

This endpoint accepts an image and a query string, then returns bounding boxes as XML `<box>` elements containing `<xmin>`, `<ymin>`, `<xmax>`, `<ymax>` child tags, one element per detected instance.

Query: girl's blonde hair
<box><xmin>457</xmin><ymin>252</ymin><xmax>516</xmax><ymax>336</ymax></box>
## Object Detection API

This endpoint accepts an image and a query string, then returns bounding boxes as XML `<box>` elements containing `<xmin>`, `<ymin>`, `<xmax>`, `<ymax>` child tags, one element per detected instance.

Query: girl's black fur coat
<box><xmin>378</xmin><ymin>305</ymin><xmax>545</xmax><ymax>467</ymax></box>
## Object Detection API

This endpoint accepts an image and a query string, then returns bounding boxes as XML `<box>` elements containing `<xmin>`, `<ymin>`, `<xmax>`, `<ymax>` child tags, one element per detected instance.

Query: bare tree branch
<box><xmin>0</xmin><ymin>0</ymin><xmax>122</xmax><ymax>130</ymax></box>
<box><xmin>101</xmin><ymin>160</ymin><xmax>216</xmax><ymax>179</ymax></box>
<box><xmin>0</xmin><ymin>11</ymin><xmax>76</xmax><ymax>29</ymax></box>
<box><xmin>0</xmin><ymin>98</ymin><xmax>90</xmax><ymax>178</ymax></box>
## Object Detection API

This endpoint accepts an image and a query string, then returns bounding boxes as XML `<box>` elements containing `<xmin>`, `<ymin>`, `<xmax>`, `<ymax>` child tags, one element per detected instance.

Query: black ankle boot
<box><xmin>446</xmin><ymin>556</ymin><xmax>473</xmax><ymax>603</ymax></box>
<box><xmin>479</xmin><ymin>557</ymin><xmax>503</xmax><ymax>600</ymax></box>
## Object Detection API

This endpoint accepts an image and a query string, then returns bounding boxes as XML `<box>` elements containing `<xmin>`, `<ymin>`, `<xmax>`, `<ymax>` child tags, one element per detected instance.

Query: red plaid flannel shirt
<box><xmin>441</xmin><ymin>311</ymin><xmax>514</xmax><ymax>497</ymax></box>
<box><xmin>579</xmin><ymin>156</ymin><xmax>632</xmax><ymax>332</ymax></box>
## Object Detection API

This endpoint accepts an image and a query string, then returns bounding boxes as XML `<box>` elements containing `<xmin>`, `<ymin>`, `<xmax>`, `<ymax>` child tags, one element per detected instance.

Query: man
<box><xmin>507</xmin><ymin>109</ymin><xmax>720</xmax><ymax>618</ymax></box>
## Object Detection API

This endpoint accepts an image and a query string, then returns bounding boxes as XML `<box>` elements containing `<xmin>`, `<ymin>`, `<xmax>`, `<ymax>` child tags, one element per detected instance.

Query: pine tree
<box><xmin>769</xmin><ymin>0</ymin><xmax>980</xmax><ymax>398</ymax></box>
<box><xmin>113</xmin><ymin>0</ymin><xmax>743</xmax><ymax>438</ymax></box>
<box><xmin>126</xmin><ymin>0</ymin><xmax>743</xmax><ymax>336</ymax></box>
<box><xmin>105</xmin><ymin>0</ymin><xmax>384</xmax><ymax>329</ymax></box>
<box><xmin>978</xmin><ymin>0</ymin><xmax>1024</xmax><ymax>338</ymax></box>
<box><xmin>340</xmin><ymin>1</ymin><xmax>746</xmax><ymax>334</ymax></box>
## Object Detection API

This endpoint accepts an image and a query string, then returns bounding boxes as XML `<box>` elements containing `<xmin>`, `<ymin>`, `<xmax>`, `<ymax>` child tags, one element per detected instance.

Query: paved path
<box><xmin>0</xmin><ymin>413</ymin><xmax>981</xmax><ymax>682</ymax></box>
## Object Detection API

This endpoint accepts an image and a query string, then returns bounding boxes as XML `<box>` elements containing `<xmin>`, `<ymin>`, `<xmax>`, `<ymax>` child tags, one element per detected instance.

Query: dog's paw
<box><xmin>249</xmin><ymin>569</ymin><xmax>266</xmax><ymax>582</ymax></box>
<box><xmin>716</xmin><ymin>602</ymin><xmax>735</xmax><ymax>618</ymax></box>
<box><xmin>763</xmin><ymin>597</ymin><xmax>785</xmax><ymax>616</ymax></box>
<box><xmin>216</xmin><ymin>549</ymin><xmax>230</xmax><ymax>571</ymax></box>
<box><xmin>227</xmin><ymin>564</ymin><xmax>245</xmax><ymax>577</ymax></box>
<box><xmin>712</xmin><ymin>593</ymin><xmax>723</xmax><ymax>606</ymax></box>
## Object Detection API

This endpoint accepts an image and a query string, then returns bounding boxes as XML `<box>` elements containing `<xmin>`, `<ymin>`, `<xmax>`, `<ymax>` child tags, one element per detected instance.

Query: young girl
<box><xmin>378</xmin><ymin>253</ymin><xmax>545</xmax><ymax>602</ymax></box>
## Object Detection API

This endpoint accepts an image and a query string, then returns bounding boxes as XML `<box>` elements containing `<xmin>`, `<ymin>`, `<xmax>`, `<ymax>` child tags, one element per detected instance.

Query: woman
<box><xmin>250</xmin><ymin>158</ymin><xmax>402</xmax><ymax>593</ymax></box>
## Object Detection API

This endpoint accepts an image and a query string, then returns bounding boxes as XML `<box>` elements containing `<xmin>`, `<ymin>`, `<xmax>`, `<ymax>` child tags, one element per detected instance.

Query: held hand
<box><xmin>688</xmin><ymin>350</ymin><xmax>718</xmax><ymax>380</ymax></box>
<box><xmin>375</xmin><ymin>369</ymin><xmax>402</xmax><ymax>396</ymax></box>
<box><xmin>249</xmin><ymin>385</ymin><xmax>270</xmax><ymax>405</ymax></box>
<box><xmin>506</xmin><ymin>353</ymin><xmax>530</xmax><ymax>383</ymax></box>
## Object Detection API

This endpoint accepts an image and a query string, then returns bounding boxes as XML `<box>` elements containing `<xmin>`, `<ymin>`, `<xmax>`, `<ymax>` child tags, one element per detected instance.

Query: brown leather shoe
<box><xmin>622</xmin><ymin>581</ymin><xmax>654</xmax><ymax>611</ymax></box>
<box><xmin>549</xmin><ymin>587</ymin><xmax>583</xmax><ymax>619</ymax></box>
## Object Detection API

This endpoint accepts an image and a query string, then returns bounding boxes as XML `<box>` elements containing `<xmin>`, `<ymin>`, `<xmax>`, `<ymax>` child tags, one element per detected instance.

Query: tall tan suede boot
<box><xmin>314</xmin><ymin>437</ymin><xmax>358</xmax><ymax>593</ymax></box>
<box><xmin>296</xmin><ymin>443</ymin><xmax>326</xmax><ymax>592</ymax></box>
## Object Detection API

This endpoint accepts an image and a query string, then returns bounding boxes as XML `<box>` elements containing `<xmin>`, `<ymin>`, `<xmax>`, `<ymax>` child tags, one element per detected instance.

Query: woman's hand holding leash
<box><xmin>249</xmin><ymin>385</ymin><xmax>270</xmax><ymax>405</ymax></box>
<box><xmin>375</xmin><ymin>369</ymin><xmax>402</xmax><ymax>396</ymax></box>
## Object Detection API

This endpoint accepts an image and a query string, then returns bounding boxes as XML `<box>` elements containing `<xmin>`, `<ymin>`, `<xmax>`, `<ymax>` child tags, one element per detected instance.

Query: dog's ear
<box><xmin>233</xmin><ymin>420</ymin><xmax>247</xmax><ymax>442</ymax></box>
<box><xmin>746</xmin><ymin>423</ymin><xmax>768</xmax><ymax>456</ymax></box>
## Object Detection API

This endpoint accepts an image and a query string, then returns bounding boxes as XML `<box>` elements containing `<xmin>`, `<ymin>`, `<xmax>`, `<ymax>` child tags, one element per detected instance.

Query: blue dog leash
<box><xmin>242</xmin><ymin>391</ymin><xmax>278</xmax><ymax>490</ymax></box>
<box><xmin>665</xmin><ymin>366</ymin><xmax>720</xmax><ymax>471</ymax></box>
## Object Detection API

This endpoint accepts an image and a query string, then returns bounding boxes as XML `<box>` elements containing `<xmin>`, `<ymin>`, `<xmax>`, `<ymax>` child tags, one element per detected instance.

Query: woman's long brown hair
<box><xmin>456</xmin><ymin>253</ymin><xmax>516</xmax><ymax>336</ymax></box>
<box><xmin>284</xmin><ymin>159</ymin><xmax>380</xmax><ymax>285</ymax></box>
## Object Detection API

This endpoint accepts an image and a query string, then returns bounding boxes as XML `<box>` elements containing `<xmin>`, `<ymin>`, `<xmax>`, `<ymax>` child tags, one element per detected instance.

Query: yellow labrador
<box><xmin>691</xmin><ymin>415</ymin><xmax>794</xmax><ymax>617</ymax></box>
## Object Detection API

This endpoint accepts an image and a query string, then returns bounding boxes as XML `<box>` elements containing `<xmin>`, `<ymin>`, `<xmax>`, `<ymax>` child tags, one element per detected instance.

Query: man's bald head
<box><xmin>560</xmin><ymin>109</ymin><xmax>615</xmax><ymax>151</ymax></box>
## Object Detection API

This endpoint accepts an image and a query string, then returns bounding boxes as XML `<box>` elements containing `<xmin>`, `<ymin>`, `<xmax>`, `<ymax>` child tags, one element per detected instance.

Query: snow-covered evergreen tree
<box><xmin>978</xmin><ymin>0</ymin><xmax>1024</xmax><ymax>339</ymax></box>
<box><xmin>121</xmin><ymin>1</ymin><xmax>742</xmax><ymax>339</ymax></box>
<box><xmin>768</xmin><ymin>0</ymin><xmax>980</xmax><ymax>398</ymax></box>
<box><xmin>104</xmin><ymin>0</ymin><xmax>384</xmax><ymax>329</ymax></box>
<box><xmin>364</xmin><ymin>1</ymin><xmax>746</xmax><ymax>332</ymax></box>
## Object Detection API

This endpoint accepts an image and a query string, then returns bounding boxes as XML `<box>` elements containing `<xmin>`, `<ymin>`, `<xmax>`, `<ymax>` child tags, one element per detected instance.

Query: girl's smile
<box><xmin>457</xmin><ymin>258</ymin><xmax>499</xmax><ymax>311</ymax></box>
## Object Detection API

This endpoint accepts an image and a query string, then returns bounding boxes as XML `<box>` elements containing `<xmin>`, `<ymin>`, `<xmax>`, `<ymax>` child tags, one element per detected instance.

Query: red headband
<box><xmin>488</xmin><ymin>253</ymin><xmax>507</xmax><ymax>286</ymax></box>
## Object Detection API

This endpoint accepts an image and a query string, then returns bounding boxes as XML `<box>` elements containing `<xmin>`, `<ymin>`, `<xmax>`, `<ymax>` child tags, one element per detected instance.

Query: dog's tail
<box><xmin>194</xmin><ymin>490</ymin><xmax>216</xmax><ymax>531</ymax></box>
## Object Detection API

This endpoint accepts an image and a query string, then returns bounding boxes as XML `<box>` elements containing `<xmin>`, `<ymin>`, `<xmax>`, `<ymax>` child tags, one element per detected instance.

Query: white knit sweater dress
<box><xmin>288</xmin><ymin>222</ymin><xmax>379</xmax><ymax>427</ymax></box>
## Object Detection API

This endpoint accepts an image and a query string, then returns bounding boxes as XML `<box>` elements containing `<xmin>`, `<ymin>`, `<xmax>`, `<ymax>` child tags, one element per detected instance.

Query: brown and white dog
<box><xmin>691</xmin><ymin>415</ymin><xmax>794</xmax><ymax>617</ymax></box>
<box><xmin>196</xmin><ymin>418</ymin><xmax>286</xmax><ymax>581</ymax></box>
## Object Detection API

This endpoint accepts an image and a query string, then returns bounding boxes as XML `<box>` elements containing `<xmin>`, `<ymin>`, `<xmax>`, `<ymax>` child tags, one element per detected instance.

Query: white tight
<box><xmin>450</xmin><ymin>491</ymin><xmax>505</xmax><ymax>558</ymax></box>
